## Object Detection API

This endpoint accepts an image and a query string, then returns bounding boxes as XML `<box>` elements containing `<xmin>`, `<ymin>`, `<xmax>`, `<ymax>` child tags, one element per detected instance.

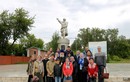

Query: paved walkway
<box><xmin>0</xmin><ymin>63</ymin><xmax>130</xmax><ymax>77</ymax></box>
<box><xmin>107</xmin><ymin>63</ymin><xmax>130</xmax><ymax>77</ymax></box>
<box><xmin>0</xmin><ymin>64</ymin><xmax>28</xmax><ymax>77</ymax></box>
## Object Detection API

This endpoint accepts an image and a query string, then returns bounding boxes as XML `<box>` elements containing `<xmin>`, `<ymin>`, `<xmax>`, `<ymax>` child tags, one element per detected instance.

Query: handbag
<box><xmin>102</xmin><ymin>67</ymin><xmax>109</xmax><ymax>79</ymax></box>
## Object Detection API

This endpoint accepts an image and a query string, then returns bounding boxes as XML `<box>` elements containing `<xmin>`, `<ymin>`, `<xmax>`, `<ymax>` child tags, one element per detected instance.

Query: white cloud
<box><xmin>0</xmin><ymin>0</ymin><xmax>130</xmax><ymax>44</ymax></box>
<box><xmin>89</xmin><ymin>0</ymin><xmax>108</xmax><ymax>5</ymax></box>
<box><xmin>108</xmin><ymin>0</ymin><xmax>124</xmax><ymax>5</ymax></box>
<box><xmin>74</xmin><ymin>3</ymin><xmax>130</xmax><ymax>28</ymax></box>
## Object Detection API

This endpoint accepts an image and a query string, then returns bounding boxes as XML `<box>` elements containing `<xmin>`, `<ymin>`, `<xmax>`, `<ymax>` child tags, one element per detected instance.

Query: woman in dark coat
<box><xmin>78</xmin><ymin>53</ymin><xmax>89</xmax><ymax>82</ymax></box>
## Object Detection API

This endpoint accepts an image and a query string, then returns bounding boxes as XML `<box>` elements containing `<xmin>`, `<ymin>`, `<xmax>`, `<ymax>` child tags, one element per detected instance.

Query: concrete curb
<box><xmin>0</xmin><ymin>76</ymin><xmax>130</xmax><ymax>82</ymax></box>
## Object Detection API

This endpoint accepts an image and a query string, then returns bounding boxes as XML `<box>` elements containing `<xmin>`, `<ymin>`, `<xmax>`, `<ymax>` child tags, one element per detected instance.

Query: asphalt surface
<box><xmin>0</xmin><ymin>63</ymin><xmax>130</xmax><ymax>77</ymax></box>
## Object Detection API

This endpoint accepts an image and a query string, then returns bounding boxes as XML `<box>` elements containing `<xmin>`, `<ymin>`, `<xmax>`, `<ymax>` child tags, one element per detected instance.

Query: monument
<box><xmin>57</xmin><ymin>18</ymin><xmax>70</xmax><ymax>50</ymax></box>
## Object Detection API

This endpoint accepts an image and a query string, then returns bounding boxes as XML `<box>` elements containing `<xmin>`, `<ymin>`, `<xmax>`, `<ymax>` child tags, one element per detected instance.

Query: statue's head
<box><xmin>63</xmin><ymin>18</ymin><xmax>66</xmax><ymax>21</ymax></box>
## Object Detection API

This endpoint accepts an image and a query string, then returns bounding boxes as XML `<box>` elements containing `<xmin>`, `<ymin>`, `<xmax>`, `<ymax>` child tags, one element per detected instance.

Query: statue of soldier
<box><xmin>57</xmin><ymin>18</ymin><xmax>68</xmax><ymax>38</ymax></box>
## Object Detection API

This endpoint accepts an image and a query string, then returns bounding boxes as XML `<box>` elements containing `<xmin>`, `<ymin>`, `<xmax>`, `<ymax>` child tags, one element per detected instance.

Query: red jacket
<box><xmin>62</xmin><ymin>62</ymin><xmax>73</xmax><ymax>76</ymax></box>
<box><xmin>88</xmin><ymin>63</ymin><xmax>98</xmax><ymax>77</ymax></box>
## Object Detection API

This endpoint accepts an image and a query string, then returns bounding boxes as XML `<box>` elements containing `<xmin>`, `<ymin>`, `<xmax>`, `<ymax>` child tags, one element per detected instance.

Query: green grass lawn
<box><xmin>109</xmin><ymin>59</ymin><xmax>130</xmax><ymax>63</ymax></box>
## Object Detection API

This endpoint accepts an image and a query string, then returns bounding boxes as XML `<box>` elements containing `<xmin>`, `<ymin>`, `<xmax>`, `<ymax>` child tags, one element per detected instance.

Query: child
<box><xmin>88</xmin><ymin>58</ymin><xmax>98</xmax><ymax>82</ymax></box>
<box><xmin>54</xmin><ymin>58</ymin><xmax>62</xmax><ymax>82</ymax></box>
<box><xmin>62</xmin><ymin>57</ymin><xmax>73</xmax><ymax>82</ymax></box>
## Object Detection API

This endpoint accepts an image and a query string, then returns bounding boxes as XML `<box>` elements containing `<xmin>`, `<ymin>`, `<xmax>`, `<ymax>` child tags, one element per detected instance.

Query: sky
<box><xmin>0</xmin><ymin>0</ymin><xmax>130</xmax><ymax>44</ymax></box>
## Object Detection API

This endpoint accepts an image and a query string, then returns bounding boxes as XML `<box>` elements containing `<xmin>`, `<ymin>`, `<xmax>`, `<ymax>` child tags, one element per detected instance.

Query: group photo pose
<box><xmin>27</xmin><ymin>46</ymin><xmax>107</xmax><ymax>82</ymax></box>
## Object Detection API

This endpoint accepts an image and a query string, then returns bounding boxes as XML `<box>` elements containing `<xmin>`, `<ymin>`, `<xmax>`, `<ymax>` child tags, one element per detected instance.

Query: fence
<box><xmin>0</xmin><ymin>56</ymin><xmax>30</xmax><ymax>65</ymax></box>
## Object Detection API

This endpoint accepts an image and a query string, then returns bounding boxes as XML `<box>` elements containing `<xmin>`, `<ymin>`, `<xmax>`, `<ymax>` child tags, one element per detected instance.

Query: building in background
<box><xmin>26</xmin><ymin>47</ymin><xmax>44</xmax><ymax>57</ymax></box>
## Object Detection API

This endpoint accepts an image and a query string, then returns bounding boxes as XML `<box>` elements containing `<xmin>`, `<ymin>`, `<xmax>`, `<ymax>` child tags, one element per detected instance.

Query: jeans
<box><xmin>55</xmin><ymin>77</ymin><xmax>61</xmax><ymax>82</ymax></box>
<box><xmin>63</xmin><ymin>76</ymin><xmax>72</xmax><ymax>82</ymax></box>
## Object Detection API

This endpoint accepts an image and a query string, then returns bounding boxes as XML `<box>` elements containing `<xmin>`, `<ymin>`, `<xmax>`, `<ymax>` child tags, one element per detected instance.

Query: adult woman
<box><xmin>62</xmin><ymin>57</ymin><xmax>73</xmax><ymax>82</ymax></box>
<box><xmin>86</xmin><ymin>50</ymin><xmax>93</xmax><ymax>60</ymax></box>
<box><xmin>33</xmin><ymin>55</ymin><xmax>44</xmax><ymax>82</ymax></box>
<box><xmin>88</xmin><ymin>58</ymin><xmax>98</xmax><ymax>82</ymax></box>
<box><xmin>27</xmin><ymin>55</ymin><xmax>36</xmax><ymax>82</ymax></box>
<box><xmin>78</xmin><ymin>53</ymin><xmax>89</xmax><ymax>82</ymax></box>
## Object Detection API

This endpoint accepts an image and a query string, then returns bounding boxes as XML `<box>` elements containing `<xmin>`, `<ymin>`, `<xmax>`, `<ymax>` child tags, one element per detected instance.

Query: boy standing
<box><xmin>54</xmin><ymin>58</ymin><xmax>62</xmax><ymax>82</ymax></box>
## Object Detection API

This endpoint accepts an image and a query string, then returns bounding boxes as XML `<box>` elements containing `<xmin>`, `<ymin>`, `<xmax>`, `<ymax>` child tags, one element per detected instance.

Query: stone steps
<box><xmin>105</xmin><ymin>76</ymin><xmax>130</xmax><ymax>82</ymax></box>
<box><xmin>0</xmin><ymin>77</ymin><xmax>27</xmax><ymax>82</ymax></box>
<box><xmin>0</xmin><ymin>77</ymin><xmax>130</xmax><ymax>82</ymax></box>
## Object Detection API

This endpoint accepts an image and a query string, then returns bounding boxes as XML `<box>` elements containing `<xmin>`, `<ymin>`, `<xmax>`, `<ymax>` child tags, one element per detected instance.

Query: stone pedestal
<box><xmin>58</xmin><ymin>38</ymin><xmax>70</xmax><ymax>50</ymax></box>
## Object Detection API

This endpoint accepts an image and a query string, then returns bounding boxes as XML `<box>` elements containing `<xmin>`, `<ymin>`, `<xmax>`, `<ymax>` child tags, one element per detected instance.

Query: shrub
<box><xmin>107</xmin><ymin>54</ymin><xmax>112</xmax><ymax>63</ymax></box>
<box><xmin>112</xmin><ymin>55</ymin><xmax>121</xmax><ymax>61</ymax></box>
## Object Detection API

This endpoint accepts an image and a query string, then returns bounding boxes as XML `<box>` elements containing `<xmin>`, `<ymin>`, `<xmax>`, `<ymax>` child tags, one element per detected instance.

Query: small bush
<box><xmin>112</xmin><ymin>55</ymin><xmax>121</xmax><ymax>61</ymax></box>
<box><xmin>107</xmin><ymin>54</ymin><xmax>112</xmax><ymax>63</ymax></box>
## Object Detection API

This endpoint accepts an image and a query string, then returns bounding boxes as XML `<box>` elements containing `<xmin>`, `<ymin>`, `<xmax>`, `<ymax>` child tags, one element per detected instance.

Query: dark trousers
<box><xmin>98</xmin><ymin>66</ymin><xmax>104</xmax><ymax>82</ymax></box>
<box><xmin>61</xmin><ymin>76</ymin><xmax>64</xmax><ymax>82</ymax></box>
<box><xmin>43</xmin><ymin>75</ymin><xmax>47</xmax><ymax>82</ymax></box>
<box><xmin>28</xmin><ymin>75</ymin><xmax>33</xmax><ymax>82</ymax></box>
<box><xmin>34</xmin><ymin>72</ymin><xmax>43</xmax><ymax>82</ymax></box>
<box><xmin>47</xmin><ymin>77</ymin><xmax>54</xmax><ymax>82</ymax></box>
<box><xmin>78</xmin><ymin>70</ymin><xmax>88</xmax><ymax>82</ymax></box>
<box><xmin>72</xmin><ymin>74</ymin><xmax>78</xmax><ymax>82</ymax></box>
<box><xmin>89</xmin><ymin>77</ymin><xmax>96</xmax><ymax>82</ymax></box>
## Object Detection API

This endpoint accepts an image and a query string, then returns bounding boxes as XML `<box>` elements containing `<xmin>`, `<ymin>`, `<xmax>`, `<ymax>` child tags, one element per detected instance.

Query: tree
<box><xmin>10</xmin><ymin>8</ymin><xmax>34</xmax><ymax>48</ymax></box>
<box><xmin>78</xmin><ymin>28</ymin><xmax>91</xmax><ymax>47</ymax></box>
<box><xmin>0</xmin><ymin>11</ymin><xmax>12</xmax><ymax>55</ymax></box>
<box><xmin>77</xmin><ymin>27</ymin><xmax>107</xmax><ymax>47</ymax></box>
<box><xmin>45</xmin><ymin>32</ymin><xmax>60</xmax><ymax>52</ymax></box>
<box><xmin>72</xmin><ymin>27</ymin><xmax>130</xmax><ymax>59</ymax></box>
<box><xmin>109</xmin><ymin>39</ymin><xmax>130</xmax><ymax>58</ymax></box>
<box><xmin>105</xmin><ymin>28</ymin><xmax>118</xmax><ymax>42</ymax></box>
<box><xmin>20</xmin><ymin>34</ymin><xmax>44</xmax><ymax>49</ymax></box>
<box><xmin>10</xmin><ymin>34</ymin><xmax>44</xmax><ymax>56</ymax></box>
<box><xmin>71</xmin><ymin>38</ymin><xmax>82</xmax><ymax>51</ymax></box>
<box><xmin>0</xmin><ymin>8</ymin><xmax>34</xmax><ymax>55</ymax></box>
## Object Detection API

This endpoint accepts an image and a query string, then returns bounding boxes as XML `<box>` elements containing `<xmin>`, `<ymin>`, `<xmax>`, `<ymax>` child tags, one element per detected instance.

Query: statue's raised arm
<box><xmin>57</xmin><ymin>18</ymin><xmax>61</xmax><ymax>24</ymax></box>
<box><xmin>57</xmin><ymin>18</ymin><xmax>68</xmax><ymax>38</ymax></box>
